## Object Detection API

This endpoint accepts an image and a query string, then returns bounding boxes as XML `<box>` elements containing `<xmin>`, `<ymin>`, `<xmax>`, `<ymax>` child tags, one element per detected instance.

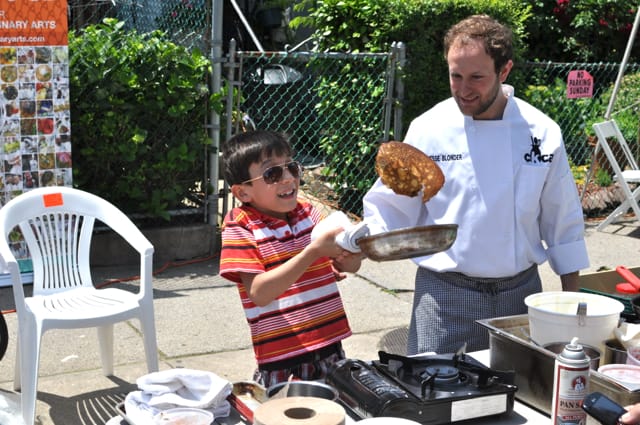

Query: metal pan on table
<box><xmin>357</xmin><ymin>224</ymin><xmax>458</xmax><ymax>261</ymax></box>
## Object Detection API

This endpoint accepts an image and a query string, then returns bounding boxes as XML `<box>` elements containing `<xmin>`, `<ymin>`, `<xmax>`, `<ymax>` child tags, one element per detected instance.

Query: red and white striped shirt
<box><xmin>220</xmin><ymin>201</ymin><xmax>352</xmax><ymax>365</ymax></box>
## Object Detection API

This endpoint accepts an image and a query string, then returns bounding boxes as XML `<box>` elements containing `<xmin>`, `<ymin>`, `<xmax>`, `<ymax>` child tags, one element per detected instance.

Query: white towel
<box><xmin>311</xmin><ymin>211</ymin><xmax>370</xmax><ymax>253</ymax></box>
<box><xmin>124</xmin><ymin>368</ymin><xmax>232</xmax><ymax>422</ymax></box>
<box><xmin>0</xmin><ymin>392</ymin><xmax>25</xmax><ymax>425</ymax></box>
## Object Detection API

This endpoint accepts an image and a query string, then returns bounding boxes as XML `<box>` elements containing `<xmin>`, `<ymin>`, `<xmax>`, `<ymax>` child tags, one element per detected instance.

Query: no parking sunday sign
<box><xmin>567</xmin><ymin>70</ymin><xmax>594</xmax><ymax>99</ymax></box>
<box><xmin>0</xmin><ymin>0</ymin><xmax>70</xmax><ymax>285</ymax></box>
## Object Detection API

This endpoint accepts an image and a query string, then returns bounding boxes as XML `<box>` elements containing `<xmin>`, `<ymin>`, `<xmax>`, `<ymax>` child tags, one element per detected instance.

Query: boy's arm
<box><xmin>239</xmin><ymin>227</ymin><xmax>348</xmax><ymax>306</ymax></box>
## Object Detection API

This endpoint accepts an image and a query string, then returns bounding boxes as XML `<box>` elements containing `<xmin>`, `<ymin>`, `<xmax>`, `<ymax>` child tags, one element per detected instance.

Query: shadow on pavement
<box><xmin>39</xmin><ymin>376</ymin><xmax>134</xmax><ymax>425</ymax></box>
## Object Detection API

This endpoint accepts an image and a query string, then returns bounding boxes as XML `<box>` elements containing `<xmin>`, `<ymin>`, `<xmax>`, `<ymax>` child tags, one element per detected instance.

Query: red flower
<box><xmin>620</xmin><ymin>23</ymin><xmax>633</xmax><ymax>33</ymax></box>
<box><xmin>599</xmin><ymin>18</ymin><xmax>609</xmax><ymax>27</ymax></box>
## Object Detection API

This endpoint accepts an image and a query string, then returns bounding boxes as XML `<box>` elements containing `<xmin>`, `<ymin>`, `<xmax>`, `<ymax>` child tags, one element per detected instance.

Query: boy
<box><xmin>219</xmin><ymin>130</ymin><xmax>362</xmax><ymax>386</ymax></box>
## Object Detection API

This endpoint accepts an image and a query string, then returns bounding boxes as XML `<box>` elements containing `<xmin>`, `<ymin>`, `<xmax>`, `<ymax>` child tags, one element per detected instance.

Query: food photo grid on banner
<box><xmin>0</xmin><ymin>0</ymin><xmax>70</xmax><ymax>283</ymax></box>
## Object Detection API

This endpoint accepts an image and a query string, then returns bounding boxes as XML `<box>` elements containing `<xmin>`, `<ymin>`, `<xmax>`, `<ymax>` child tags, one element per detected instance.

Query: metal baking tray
<box><xmin>478</xmin><ymin>314</ymin><xmax>640</xmax><ymax>416</ymax></box>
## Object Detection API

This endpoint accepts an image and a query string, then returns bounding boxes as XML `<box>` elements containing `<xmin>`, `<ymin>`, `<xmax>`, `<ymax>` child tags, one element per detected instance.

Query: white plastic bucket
<box><xmin>524</xmin><ymin>291</ymin><xmax>624</xmax><ymax>352</ymax></box>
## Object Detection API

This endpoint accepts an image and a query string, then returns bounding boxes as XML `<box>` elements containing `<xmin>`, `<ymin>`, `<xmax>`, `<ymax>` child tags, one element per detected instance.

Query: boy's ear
<box><xmin>230</xmin><ymin>184</ymin><xmax>252</xmax><ymax>202</ymax></box>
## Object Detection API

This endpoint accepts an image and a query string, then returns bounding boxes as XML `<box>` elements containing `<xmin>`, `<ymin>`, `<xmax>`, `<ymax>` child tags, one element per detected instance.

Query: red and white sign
<box><xmin>0</xmin><ymin>0</ymin><xmax>68</xmax><ymax>46</ymax></box>
<box><xmin>567</xmin><ymin>70</ymin><xmax>593</xmax><ymax>99</ymax></box>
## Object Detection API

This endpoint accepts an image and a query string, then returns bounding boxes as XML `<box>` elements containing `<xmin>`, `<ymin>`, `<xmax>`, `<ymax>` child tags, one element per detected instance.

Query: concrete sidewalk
<box><xmin>0</xmin><ymin>220</ymin><xmax>639</xmax><ymax>424</ymax></box>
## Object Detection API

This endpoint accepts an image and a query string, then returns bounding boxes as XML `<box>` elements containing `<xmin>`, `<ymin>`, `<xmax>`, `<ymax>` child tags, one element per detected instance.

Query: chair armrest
<box><xmin>0</xmin><ymin>239</ymin><xmax>27</xmax><ymax>311</ymax></box>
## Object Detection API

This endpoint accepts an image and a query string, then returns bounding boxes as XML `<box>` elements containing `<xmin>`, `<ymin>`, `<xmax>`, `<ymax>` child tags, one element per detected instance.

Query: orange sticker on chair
<box><xmin>43</xmin><ymin>193</ymin><xmax>63</xmax><ymax>207</ymax></box>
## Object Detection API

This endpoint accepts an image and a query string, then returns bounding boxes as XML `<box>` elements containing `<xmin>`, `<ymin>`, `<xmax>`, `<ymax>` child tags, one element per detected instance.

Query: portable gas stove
<box><xmin>326</xmin><ymin>350</ymin><xmax>517</xmax><ymax>424</ymax></box>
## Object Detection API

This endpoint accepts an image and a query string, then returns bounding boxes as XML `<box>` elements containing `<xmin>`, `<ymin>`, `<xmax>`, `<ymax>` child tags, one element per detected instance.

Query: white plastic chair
<box><xmin>0</xmin><ymin>186</ymin><xmax>159</xmax><ymax>425</ymax></box>
<box><xmin>592</xmin><ymin>120</ymin><xmax>640</xmax><ymax>231</ymax></box>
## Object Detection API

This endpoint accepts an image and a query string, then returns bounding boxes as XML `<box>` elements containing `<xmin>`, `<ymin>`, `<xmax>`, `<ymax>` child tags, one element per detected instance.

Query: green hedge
<box><xmin>69</xmin><ymin>19</ymin><xmax>218</xmax><ymax>220</ymax></box>
<box><xmin>300</xmin><ymin>0</ymin><xmax>531</xmax><ymax>129</ymax></box>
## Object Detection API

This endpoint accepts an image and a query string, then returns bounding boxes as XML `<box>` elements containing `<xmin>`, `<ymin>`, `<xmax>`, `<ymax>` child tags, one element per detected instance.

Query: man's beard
<box><xmin>454</xmin><ymin>78</ymin><xmax>502</xmax><ymax>118</ymax></box>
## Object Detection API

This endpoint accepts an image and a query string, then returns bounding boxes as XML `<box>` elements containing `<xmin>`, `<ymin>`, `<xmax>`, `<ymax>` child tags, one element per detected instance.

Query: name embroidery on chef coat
<box><xmin>429</xmin><ymin>153</ymin><xmax>464</xmax><ymax>162</ymax></box>
<box><xmin>524</xmin><ymin>136</ymin><xmax>554</xmax><ymax>164</ymax></box>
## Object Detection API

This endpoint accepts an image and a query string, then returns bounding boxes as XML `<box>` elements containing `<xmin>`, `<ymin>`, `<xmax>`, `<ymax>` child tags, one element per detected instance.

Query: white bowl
<box><xmin>153</xmin><ymin>408</ymin><xmax>213</xmax><ymax>425</ymax></box>
<box><xmin>524</xmin><ymin>291</ymin><xmax>624</xmax><ymax>352</ymax></box>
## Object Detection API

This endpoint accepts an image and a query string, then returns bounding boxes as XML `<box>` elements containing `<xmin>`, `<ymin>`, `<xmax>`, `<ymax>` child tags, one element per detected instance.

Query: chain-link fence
<box><xmin>222</xmin><ymin>47</ymin><xmax>399</xmax><ymax>220</ymax></box>
<box><xmin>69</xmin><ymin>0</ymin><xmax>210</xmax><ymax>50</ymax></box>
<box><xmin>64</xmin><ymin>2</ymin><xmax>639</xmax><ymax>225</ymax></box>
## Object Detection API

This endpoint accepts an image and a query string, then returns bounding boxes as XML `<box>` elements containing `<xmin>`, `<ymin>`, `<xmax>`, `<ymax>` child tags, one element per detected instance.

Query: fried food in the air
<box><xmin>375</xmin><ymin>141</ymin><xmax>444</xmax><ymax>202</ymax></box>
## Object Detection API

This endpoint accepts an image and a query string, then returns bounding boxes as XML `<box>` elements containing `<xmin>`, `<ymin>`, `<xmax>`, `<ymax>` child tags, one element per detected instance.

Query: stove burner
<box><xmin>422</xmin><ymin>364</ymin><xmax>460</xmax><ymax>384</ymax></box>
<box><xmin>326</xmin><ymin>351</ymin><xmax>517</xmax><ymax>425</ymax></box>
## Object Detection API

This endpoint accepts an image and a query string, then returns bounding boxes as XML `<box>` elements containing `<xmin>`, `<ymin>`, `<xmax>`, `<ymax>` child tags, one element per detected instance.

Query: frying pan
<box><xmin>356</xmin><ymin>224</ymin><xmax>458</xmax><ymax>261</ymax></box>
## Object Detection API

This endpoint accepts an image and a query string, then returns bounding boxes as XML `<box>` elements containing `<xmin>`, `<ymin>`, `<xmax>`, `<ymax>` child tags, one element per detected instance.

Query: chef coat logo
<box><xmin>524</xmin><ymin>136</ymin><xmax>554</xmax><ymax>164</ymax></box>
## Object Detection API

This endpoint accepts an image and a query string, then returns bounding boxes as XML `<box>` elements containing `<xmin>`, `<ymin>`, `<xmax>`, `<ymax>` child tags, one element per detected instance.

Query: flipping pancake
<box><xmin>375</xmin><ymin>141</ymin><xmax>444</xmax><ymax>202</ymax></box>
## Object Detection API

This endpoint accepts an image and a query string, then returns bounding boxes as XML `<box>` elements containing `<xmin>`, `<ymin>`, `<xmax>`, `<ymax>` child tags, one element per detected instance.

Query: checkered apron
<box><xmin>407</xmin><ymin>264</ymin><xmax>541</xmax><ymax>355</ymax></box>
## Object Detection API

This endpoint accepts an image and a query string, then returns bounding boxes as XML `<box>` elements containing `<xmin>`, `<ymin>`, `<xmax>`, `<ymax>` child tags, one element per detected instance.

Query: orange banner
<box><xmin>0</xmin><ymin>0</ymin><xmax>68</xmax><ymax>46</ymax></box>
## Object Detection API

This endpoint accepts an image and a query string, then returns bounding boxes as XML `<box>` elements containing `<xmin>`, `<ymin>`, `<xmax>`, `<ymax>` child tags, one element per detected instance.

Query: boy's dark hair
<box><xmin>222</xmin><ymin>130</ymin><xmax>293</xmax><ymax>185</ymax></box>
<box><xmin>443</xmin><ymin>14</ymin><xmax>513</xmax><ymax>74</ymax></box>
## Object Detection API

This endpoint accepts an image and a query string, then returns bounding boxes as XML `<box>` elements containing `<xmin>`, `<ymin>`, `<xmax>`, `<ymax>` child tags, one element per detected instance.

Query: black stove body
<box><xmin>326</xmin><ymin>351</ymin><xmax>518</xmax><ymax>424</ymax></box>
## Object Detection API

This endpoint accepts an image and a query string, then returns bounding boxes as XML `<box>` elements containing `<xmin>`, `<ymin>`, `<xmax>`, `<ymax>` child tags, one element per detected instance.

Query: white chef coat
<box><xmin>363</xmin><ymin>88</ymin><xmax>590</xmax><ymax>278</ymax></box>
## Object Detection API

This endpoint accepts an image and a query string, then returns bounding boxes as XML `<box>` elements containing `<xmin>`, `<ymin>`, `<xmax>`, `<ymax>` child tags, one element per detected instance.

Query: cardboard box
<box><xmin>579</xmin><ymin>266</ymin><xmax>640</xmax><ymax>317</ymax></box>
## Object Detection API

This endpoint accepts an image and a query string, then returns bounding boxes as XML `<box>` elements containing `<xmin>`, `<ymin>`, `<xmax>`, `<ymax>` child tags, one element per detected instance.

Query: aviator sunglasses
<box><xmin>242</xmin><ymin>161</ymin><xmax>303</xmax><ymax>185</ymax></box>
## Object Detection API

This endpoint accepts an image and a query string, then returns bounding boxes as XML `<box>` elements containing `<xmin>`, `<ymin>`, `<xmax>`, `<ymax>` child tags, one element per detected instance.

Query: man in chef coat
<box><xmin>363</xmin><ymin>14</ymin><xmax>590</xmax><ymax>354</ymax></box>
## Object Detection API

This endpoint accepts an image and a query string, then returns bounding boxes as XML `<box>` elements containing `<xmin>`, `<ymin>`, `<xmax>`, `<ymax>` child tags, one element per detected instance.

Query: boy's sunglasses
<box><xmin>241</xmin><ymin>161</ymin><xmax>303</xmax><ymax>185</ymax></box>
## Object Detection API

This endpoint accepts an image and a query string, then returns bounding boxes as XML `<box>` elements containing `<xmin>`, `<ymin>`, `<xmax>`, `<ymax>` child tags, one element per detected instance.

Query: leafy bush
<box><xmin>595</xmin><ymin>168</ymin><xmax>613</xmax><ymax>187</ymax></box>
<box><xmin>69</xmin><ymin>19</ymin><xmax>216</xmax><ymax>220</ymax></box>
<box><xmin>300</xmin><ymin>0</ymin><xmax>530</xmax><ymax>127</ymax></box>
<box><xmin>525</xmin><ymin>0</ymin><xmax>639</xmax><ymax>62</ymax></box>
<box><xmin>594</xmin><ymin>72</ymin><xmax>640</xmax><ymax>145</ymax></box>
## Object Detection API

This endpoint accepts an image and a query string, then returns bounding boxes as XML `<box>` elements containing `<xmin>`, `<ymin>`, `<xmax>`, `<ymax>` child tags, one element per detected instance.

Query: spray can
<box><xmin>551</xmin><ymin>337</ymin><xmax>590</xmax><ymax>425</ymax></box>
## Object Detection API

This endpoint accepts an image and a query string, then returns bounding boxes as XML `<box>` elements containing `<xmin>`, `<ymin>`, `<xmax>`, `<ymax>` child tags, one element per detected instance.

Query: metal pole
<box><xmin>209</xmin><ymin>0</ymin><xmax>223</xmax><ymax>237</ymax></box>
<box><xmin>605</xmin><ymin>7</ymin><xmax>640</xmax><ymax>120</ymax></box>
<box><xmin>382</xmin><ymin>42</ymin><xmax>395</xmax><ymax>141</ymax></box>
<box><xmin>223</xmin><ymin>39</ymin><xmax>238</xmax><ymax>219</ymax></box>
<box><xmin>394</xmin><ymin>42</ymin><xmax>406</xmax><ymax>139</ymax></box>
<box><xmin>229</xmin><ymin>0</ymin><xmax>265</xmax><ymax>52</ymax></box>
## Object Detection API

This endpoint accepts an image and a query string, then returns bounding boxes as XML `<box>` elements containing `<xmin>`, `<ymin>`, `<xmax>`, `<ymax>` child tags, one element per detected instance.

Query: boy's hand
<box><xmin>333</xmin><ymin>249</ymin><xmax>363</xmax><ymax>274</ymax></box>
<box><xmin>309</xmin><ymin>226</ymin><xmax>349</xmax><ymax>258</ymax></box>
<box><xmin>309</xmin><ymin>226</ymin><xmax>363</xmax><ymax>274</ymax></box>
